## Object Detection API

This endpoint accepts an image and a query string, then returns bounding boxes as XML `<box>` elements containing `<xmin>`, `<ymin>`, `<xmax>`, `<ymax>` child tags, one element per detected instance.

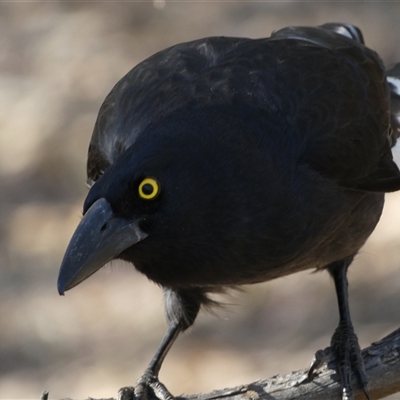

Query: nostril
<box><xmin>100</xmin><ymin>223</ymin><xmax>108</xmax><ymax>232</ymax></box>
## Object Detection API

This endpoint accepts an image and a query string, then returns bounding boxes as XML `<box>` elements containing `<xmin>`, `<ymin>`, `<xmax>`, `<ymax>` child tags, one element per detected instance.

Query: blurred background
<box><xmin>1</xmin><ymin>1</ymin><xmax>400</xmax><ymax>399</ymax></box>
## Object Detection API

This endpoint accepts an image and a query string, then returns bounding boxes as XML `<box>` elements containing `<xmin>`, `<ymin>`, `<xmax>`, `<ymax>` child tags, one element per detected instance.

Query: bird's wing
<box><xmin>86</xmin><ymin>36</ymin><xmax>249</xmax><ymax>185</ymax></box>
<box><xmin>269</xmin><ymin>25</ymin><xmax>400</xmax><ymax>192</ymax></box>
<box><xmin>87</xmin><ymin>25</ymin><xmax>400</xmax><ymax>191</ymax></box>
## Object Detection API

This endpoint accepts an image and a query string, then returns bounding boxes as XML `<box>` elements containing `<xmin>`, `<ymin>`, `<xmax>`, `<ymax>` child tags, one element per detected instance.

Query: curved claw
<box><xmin>305</xmin><ymin>336</ymin><xmax>370</xmax><ymax>400</ymax></box>
<box><xmin>331</xmin><ymin>323</ymin><xmax>370</xmax><ymax>400</ymax></box>
<box><xmin>118</xmin><ymin>386</ymin><xmax>135</xmax><ymax>400</ymax></box>
<box><xmin>118</xmin><ymin>370</ymin><xmax>174</xmax><ymax>400</ymax></box>
<box><xmin>306</xmin><ymin>348</ymin><xmax>329</xmax><ymax>382</ymax></box>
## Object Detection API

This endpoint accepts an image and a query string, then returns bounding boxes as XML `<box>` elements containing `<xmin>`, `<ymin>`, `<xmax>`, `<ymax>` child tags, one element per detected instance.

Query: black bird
<box><xmin>58</xmin><ymin>23</ymin><xmax>400</xmax><ymax>400</ymax></box>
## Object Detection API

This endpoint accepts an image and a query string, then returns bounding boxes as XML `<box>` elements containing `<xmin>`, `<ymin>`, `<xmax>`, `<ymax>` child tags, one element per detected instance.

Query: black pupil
<box><xmin>142</xmin><ymin>183</ymin><xmax>154</xmax><ymax>195</ymax></box>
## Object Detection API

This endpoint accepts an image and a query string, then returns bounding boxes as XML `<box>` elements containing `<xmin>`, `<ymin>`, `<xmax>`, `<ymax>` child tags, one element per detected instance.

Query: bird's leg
<box><xmin>137</xmin><ymin>321</ymin><xmax>182</xmax><ymax>400</ymax></box>
<box><xmin>326</xmin><ymin>260</ymin><xmax>369</xmax><ymax>400</ymax></box>
<box><xmin>118</xmin><ymin>321</ymin><xmax>182</xmax><ymax>400</ymax></box>
<box><xmin>119</xmin><ymin>288</ymin><xmax>204</xmax><ymax>400</ymax></box>
<box><xmin>146</xmin><ymin>321</ymin><xmax>182</xmax><ymax>377</ymax></box>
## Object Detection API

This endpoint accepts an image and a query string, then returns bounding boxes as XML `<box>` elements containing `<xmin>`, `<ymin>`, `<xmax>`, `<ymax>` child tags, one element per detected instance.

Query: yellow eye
<box><xmin>138</xmin><ymin>178</ymin><xmax>160</xmax><ymax>200</ymax></box>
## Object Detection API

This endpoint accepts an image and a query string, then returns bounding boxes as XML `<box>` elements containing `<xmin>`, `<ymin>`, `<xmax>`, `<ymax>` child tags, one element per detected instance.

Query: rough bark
<box><xmin>51</xmin><ymin>327</ymin><xmax>400</xmax><ymax>400</ymax></box>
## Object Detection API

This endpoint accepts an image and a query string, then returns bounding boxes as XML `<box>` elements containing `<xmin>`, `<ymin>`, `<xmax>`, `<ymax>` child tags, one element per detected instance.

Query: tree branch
<box><xmin>52</xmin><ymin>327</ymin><xmax>400</xmax><ymax>400</ymax></box>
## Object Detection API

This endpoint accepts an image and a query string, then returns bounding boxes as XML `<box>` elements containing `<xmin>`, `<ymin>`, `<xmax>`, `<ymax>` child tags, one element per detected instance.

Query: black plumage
<box><xmin>58</xmin><ymin>23</ymin><xmax>400</xmax><ymax>400</ymax></box>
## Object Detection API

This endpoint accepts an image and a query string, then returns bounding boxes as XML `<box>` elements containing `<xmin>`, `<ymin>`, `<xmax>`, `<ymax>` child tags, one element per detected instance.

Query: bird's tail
<box><xmin>321</xmin><ymin>24</ymin><xmax>400</xmax><ymax>147</ymax></box>
<box><xmin>319</xmin><ymin>23</ymin><xmax>364</xmax><ymax>44</ymax></box>
<box><xmin>387</xmin><ymin>63</ymin><xmax>400</xmax><ymax>146</ymax></box>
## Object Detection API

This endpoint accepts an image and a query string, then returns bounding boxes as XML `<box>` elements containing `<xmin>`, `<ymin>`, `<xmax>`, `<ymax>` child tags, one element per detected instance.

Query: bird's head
<box><xmin>58</xmin><ymin>104</ymin><xmax>292</xmax><ymax>293</ymax></box>
<box><xmin>58</xmin><ymin>107</ymin><xmax>209</xmax><ymax>293</ymax></box>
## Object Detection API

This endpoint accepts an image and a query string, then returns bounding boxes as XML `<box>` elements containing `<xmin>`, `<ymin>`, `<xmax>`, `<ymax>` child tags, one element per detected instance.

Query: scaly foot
<box><xmin>118</xmin><ymin>369</ymin><xmax>174</xmax><ymax>400</ymax></box>
<box><xmin>307</xmin><ymin>325</ymin><xmax>370</xmax><ymax>400</ymax></box>
<box><xmin>330</xmin><ymin>322</ymin><xmax>370</xmax><ymax>400</ymax></box>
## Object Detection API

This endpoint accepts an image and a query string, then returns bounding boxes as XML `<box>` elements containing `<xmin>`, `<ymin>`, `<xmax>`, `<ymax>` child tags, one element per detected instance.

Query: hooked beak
<box><xmin>58</xmin><ymin>198</ymin><xmax>147</xmax><ymax>294</ymax></box>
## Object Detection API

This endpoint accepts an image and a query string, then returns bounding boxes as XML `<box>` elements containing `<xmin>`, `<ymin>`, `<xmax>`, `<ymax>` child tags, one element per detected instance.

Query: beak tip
<box><xmin>57</xmin><ymin>281</ymin><xmax>65</xmax><ymax>296</ymax></box>
<box><xmin>57</xmin><ymin>272</ymin><xmax>73</xmax><ymax>295</ymax></box>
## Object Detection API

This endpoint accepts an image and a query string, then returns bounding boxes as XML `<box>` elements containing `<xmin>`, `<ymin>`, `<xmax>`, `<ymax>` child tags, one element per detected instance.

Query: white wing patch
<box><xmin>388</xmin><ymin>76</ymin><xmax>400</xmax><ymax>95</ymax></box>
